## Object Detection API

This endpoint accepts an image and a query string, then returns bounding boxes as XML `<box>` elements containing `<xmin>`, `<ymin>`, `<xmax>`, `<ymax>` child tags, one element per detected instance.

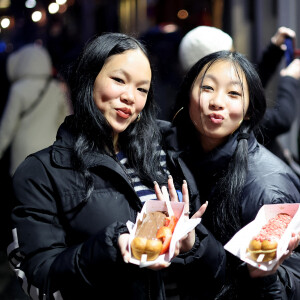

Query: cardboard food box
<box><xmin>225</xmin><ymin>203</ymin><xmax>300</xmax><ymax>271</ymax></box>
<box><xmin>126</xmin><ymin>199</ymin><xmax>201</xmax><ymax>268</ymax></box>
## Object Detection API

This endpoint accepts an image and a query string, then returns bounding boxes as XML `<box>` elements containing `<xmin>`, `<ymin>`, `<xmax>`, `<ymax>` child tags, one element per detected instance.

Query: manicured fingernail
<box><xmin>153</xmin><ymin>181</ymin><xmax>158</xmax><ymax>185</ymax></box>
<box><xmin>183</xmin><ymin>180</ymin><xmax>187</xmax><ymax>184</ymax></box>
<box><xmin>168</xmin><ymin>174</ymin><xmax>173</xmax><ymax>179</ymax></box>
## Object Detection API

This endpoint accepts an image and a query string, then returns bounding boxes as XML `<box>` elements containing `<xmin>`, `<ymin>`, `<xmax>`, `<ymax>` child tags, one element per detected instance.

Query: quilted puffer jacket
<box><xmin>7</xmin><ymin>117</ymin><xmax>226</xmax><ymax>300</ymax></box>
<box><xmin>161</xmin><ymin>121</ymin><xmax>300</xmax><ymax>300</ymax></box>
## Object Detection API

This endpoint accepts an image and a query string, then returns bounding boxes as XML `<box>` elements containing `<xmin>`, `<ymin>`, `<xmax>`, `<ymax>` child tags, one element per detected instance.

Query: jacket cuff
<box><xmin>237</xmin><ymin>262</ymin><xmax>278</xmax><ymax>287</ymax></box>
<box><xmin>112</xmin><ymin>223</ymin><xmax>129</xmax><ymax>249</ymax></box>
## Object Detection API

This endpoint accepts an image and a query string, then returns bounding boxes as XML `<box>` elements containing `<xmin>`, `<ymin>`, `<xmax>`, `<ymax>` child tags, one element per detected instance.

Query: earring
<box><xmin>136</xmin><ymin>113</ymin><xmax>141</xmax><ymax>122</ymax></box>
<box><xmin>172</xmin><ymin>107</ymin><xmax>184</xmax><ymax>122</ymax></box>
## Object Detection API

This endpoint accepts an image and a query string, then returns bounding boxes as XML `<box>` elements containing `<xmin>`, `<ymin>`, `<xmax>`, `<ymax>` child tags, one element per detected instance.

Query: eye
<box><xmin>137</xmin><ymin>87</ymin><xmax>149</xmax><ymax>94</ymax></box>
<box><xmin>228</xmin><ymin>90</ymin><xmax>242</xmax><ymax>97</ymax></box>
<box><xmin>201</xmin><ymin>85</ymin><xmax>213</xmax><ymax>91</ymax></box>
<box><xmin>112</xmin><ymin>77</ymin><xmax>124</xmax><ymax>84</ymax></box>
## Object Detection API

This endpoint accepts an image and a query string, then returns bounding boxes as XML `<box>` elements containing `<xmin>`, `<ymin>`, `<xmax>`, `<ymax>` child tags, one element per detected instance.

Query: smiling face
<box><xmin>93</xmin><ymin>49</ymin><xmax>151</xmax><ymax>145</ymax></box>
<box><xmin>189</xmin><ymin>59</ymin><xmax>249</xmax><ymax>152</ymax></box>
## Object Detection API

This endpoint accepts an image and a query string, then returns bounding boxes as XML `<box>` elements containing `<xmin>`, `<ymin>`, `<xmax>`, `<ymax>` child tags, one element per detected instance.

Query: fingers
<box><xmin>280</xmin><ymin>59</ymin><xmax>300</xmax><ymax>79</ymax></box>
<box><xmin>271</xmin><ymin>27</ymin><xmax>296</xmax><ymax>49</ymax></box>
<box><xmin>288</xmin><ymin>232</ymin><xmax>300</xmax><ymax>251</ymax></box>
<box><xmin>168</xmin><ymin>175</ymin><xmax>178</xmax><ymax>202</ymax></box>
<box><xmin>118</xmin><ymin>234</ymin><xmax>131</xmax><ymax>263</ymax></box>
<box><xmin>154</xmin><ymin>176</ymin><xmax>187</xmax><ymax>203</ymax></box>
<box><xmin>181</xmin><ymin>180</ymin><xmax>190</xmax><ymax>214</ymax></box>
<box><xmin>147</xmin><ymin>261</ymin><xmax>171</xmax><ymax>270</ymax></box>
<box><xmin>154</xmin><ymin>181</ymin><xmax>164</xmax><ymax>201</ymax></box>
<box><xmin>192</xmin><ymin>201</ymin><xmax>208</xmax><ymax>219</ymax></box>
<box><xmin>278</xmin><ymin>26</ymin><xmax>296</xmax><ymax>39</ymax></box>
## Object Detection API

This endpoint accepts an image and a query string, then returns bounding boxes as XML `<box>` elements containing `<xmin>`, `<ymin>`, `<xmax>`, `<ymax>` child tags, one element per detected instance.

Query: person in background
<box><xmin>7</xmin><ymin>33</ymin><xmax>226</xmax><ymax>300</ymax></box>
<box><xmin>162</xmin><ymin>50</ymin><xmax>300</xmax><ymax>299</ymax></box>
<box><xmin>0</xmin><ymin>43</ymin><xmax>72</xmax><ymax>176</ymax></box>
<box><xmin>178</xmin><ymin>25</ymin><xmax>300</xmax><ymax>169</ymax></box>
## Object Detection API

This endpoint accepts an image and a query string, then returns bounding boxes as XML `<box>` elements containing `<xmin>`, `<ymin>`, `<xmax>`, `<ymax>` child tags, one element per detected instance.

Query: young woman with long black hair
<box><xmin>162</xmin><ymin>50</ymin><xmax>300</xmax><ymax>299</ymax></box>
<box><xmin>7</xmin><ymin>33</ymin><xmax>226</xmax><ymax>300</ymax></box>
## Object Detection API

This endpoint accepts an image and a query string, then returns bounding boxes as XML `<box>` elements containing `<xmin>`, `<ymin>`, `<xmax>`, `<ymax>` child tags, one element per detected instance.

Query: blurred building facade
<box><xmin>0</xmin><ymin>0</ymin><xmax>299</xmax><ymax>147</ymax></box>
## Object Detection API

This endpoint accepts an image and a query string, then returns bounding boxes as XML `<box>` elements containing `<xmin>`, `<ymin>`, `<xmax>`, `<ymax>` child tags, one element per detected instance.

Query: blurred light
<box><xmin>160</xmin><ymin>23</ymin><xmax>178</xmax><ymax>33</ymax></box>
<box><xmin>32</xmin><ymin>11</ymin><xmax>42</xmax><ymax>22</ymax></box>
<box><xmin>56</xmin><ymin>0</ymin><xmax>67</xmax><ymax>4</ymax></box>
<box><xmin>58</xmin><ymin>4</ymin><xmax>68</xmax><ymax>13</ymax></box>
<box><xmin>0</xmin><ymin>0</ymin><xmax>10</xmax><ymax>9</ymax></box>
<box><xmin>0</xmin><ymin>41</ymin><xmax>7</xmax><ymax>53</ymax></box>
<box><xmin>177</xmin><ymin>9</ymin><xmax>189</xmax><ymax>20</ymax></box>
<box><xmin>25</xmin><ymin>0</ymin><xmax>36</xmax><ymax>9</ymax></box>
<box><xmin>0</xmin><ymin>17</ymin><xmax>10</xmax><ymax>29</ymax></box>
<box><xmin>49</xmin><ymin>2</ymin><xmax>59</xmax><ymax>14</ymax></box>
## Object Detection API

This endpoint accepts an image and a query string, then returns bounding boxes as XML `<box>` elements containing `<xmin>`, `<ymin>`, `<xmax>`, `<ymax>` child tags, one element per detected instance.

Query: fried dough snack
<box><xmin>247</xmin><ymin>213</ymin><xmax>292</xmax><ymax>262</ymax></box>
<box><xmin>131</xmin><ymin>211</ymin><xmax>166</xmax><ymax>261</ymax></box>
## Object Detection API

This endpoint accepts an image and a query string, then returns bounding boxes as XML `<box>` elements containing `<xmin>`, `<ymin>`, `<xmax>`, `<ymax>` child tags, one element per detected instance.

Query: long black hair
<box><xmin>173</xmin><ymin>50</ymin><xmax>267</xmax><ymax>299</ymax></box>
<box><xmin>65</xmin><ymin>32</ymin><xmax>168</xmax><ymax>201</ymax></box>
<box><xmin>173</xmin><ymin>51</ymin><xmax>266</xmax><ymax>244</ymax></box>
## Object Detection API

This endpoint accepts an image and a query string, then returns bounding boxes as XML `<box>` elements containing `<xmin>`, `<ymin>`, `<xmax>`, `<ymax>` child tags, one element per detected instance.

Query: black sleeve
<box><xmin>257</xmin><ymin>42</ymin><xmax>285</xmax><ymax>87</ymax></box>
<box><xmin>257</xmin><ymin>76</ymin><xmax>299</xmax><ymax>145</ymax></box>
<box><xmin>8</xmin><ymin>156</ymin><xmax>128</xmax><ymax>299</ymax></box>
<box><xmin>236</xmin><ymin>251</ymin><xmax>300</xmax><ymax>300</ymax></box>
<box><xmin>169</xmin><ymin>223</ymin><xmax>226</xmax><ymax>300</ymax></box>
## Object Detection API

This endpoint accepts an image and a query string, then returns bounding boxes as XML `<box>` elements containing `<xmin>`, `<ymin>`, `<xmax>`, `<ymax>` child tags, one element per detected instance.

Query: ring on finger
<box><xmin>184</xmin><ymin>211</ymin><xmax>190</xmax><ymax>216</ymax></box>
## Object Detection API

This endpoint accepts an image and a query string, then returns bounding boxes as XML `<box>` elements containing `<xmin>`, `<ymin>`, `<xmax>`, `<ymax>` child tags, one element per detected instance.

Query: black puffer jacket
<box><xmin>161</xmin><ymin>121</ymin><xmax>300</xmax><ymax>300</ymax></box>
<box><xmin>8</xmin><ymin>117</ymin><xmax>226</xmax><ymax>300</ymax></box>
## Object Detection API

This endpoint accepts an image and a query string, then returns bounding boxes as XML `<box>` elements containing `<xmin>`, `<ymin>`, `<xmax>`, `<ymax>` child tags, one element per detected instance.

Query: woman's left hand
<box><xmin>247</xmin><ymin>232</ymin><xmax>300</xmax><ymax>278</ymax></box>
<box><xmin>154</xmin><ymin>176</ymin><xmax>208</xmax><ymax>254</ymax></box>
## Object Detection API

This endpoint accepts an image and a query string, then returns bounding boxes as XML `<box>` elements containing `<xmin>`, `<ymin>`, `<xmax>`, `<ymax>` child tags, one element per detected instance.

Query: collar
<box><xmin>51</xmin><ymin>115</ymin><xmax>118</xmax><ymax>169</ymax></box>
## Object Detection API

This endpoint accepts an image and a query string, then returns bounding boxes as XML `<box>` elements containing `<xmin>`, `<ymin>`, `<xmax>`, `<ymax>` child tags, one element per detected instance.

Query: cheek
<box><xmin>189</xmin><ymin>97</ymin><xmax>203</xmax><ymax>126</ymax></box>
<box><xmin>135</xmin><ymin>95</ymin><xmax>147</xmax><ymax>112</ymax></box>
<box><xmin>228</xmin><ymin>102</ymin><xmax>245</xmax><ymax>120</ymax></box>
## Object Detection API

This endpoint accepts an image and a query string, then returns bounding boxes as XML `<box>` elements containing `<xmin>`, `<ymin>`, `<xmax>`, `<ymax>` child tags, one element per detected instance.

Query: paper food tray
<box><xmin>224</xmin><ymin>203</ymin><xmax>300</xmax><ymax>271</ymax></box>
<box><xmin>126</xmin><ymin>199</ymin><xmax>201</xmax><ymax>268</ymax></box>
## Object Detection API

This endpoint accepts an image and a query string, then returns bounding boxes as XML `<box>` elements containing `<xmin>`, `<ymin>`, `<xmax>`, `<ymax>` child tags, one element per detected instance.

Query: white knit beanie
<box><xmin>179</xmin><ymin>26</ymin><xmax>233</xmax><ymax>72</ymax></box>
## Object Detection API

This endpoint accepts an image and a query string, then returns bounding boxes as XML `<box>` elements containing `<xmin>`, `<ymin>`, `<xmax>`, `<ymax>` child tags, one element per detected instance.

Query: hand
<box><xmin>118</xmin><ymin>233</ymin><xmax>173</xmax><ymax>270</ymax></box>
<box><xmin>280</xmin><ymin>58</ymin><xmax>300</xmax><ymax>79</ymax></box>
<box><xmin>247</xmin><ymin>232</ymin><xmax>300</xmax><ymax>278</ymax></box>
<box><xmin>154</xmin><ymin>175</ymin><xmax>208</xmax><ymax>253</ymax></box>
<box><xmin>271</xmin><ymin>26</ymin><xmax>296</xmax><ymax>50</ymax></box>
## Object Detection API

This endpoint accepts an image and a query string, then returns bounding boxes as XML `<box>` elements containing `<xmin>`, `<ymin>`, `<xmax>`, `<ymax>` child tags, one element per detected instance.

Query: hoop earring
<box><xmin>136</xmin><ymin>113</ymin><xmax>141</xmax><ymax>122</ymax></box>
<box><xmin>172</xmin><ymin>107</ymin><xmax>184</xmax><ymax>122</ymax></box>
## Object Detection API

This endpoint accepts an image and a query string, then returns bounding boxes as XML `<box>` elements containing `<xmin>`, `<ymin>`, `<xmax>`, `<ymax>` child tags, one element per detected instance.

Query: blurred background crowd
<box><xmin>0</xmin><ymin>0</ymin><xmax>300</xmax><ymax>299</ymax></box>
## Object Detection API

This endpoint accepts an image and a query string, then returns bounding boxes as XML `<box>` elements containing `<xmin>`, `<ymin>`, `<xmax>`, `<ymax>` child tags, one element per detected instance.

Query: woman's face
<box><xmin>93</xmin><ymin>49</ymin><xmax>151</xmax><ymax>136</ymax></box>
<box><xmin>189</xmin><ymin>60</ymin><xmax>249</xmax><ymax>152</ymax></box>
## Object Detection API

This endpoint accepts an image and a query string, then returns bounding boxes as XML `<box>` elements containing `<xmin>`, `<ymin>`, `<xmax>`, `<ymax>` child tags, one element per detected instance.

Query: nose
<box><xmin>120</xmin><ymin>86</ymin><xmax>135</xmax><ymax>104</ymax></box>
<box><xmin>209</xmin><ymin>92</ymin><xmax>224</xmax><ymax>110</ymax></box>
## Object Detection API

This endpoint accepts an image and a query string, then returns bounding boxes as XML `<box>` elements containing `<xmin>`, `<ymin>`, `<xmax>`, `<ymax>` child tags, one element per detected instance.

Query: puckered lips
<box><xmin>208</xmin><ymin>113</ymin><xmax>224</xmax><ymax>124</ymax></box>
<box><xmin>116</xmin><ymin>107</ymin><xmax>132</xmax><ymax>119</ymax></box>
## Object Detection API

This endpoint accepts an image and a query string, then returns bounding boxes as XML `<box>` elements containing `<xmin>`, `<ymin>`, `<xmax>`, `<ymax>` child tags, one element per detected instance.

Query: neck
<box><xmin>113</xmin><ymin>133</ymin><xmax>119</xmax><ymax>153</ymax></box>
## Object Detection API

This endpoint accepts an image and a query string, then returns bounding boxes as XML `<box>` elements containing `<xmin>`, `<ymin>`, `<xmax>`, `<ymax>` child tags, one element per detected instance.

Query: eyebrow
<box><xmin>201</xmin><ymin>74</ymin><xmax>243</xmax><ymax>87</ymax></box>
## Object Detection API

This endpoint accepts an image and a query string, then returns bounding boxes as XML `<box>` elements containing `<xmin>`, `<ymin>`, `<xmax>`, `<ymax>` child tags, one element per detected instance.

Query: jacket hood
<box><xmin>7</xmin><ymin>43</ymin><xmax>52</xmax><ymax>82</ymax></box>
